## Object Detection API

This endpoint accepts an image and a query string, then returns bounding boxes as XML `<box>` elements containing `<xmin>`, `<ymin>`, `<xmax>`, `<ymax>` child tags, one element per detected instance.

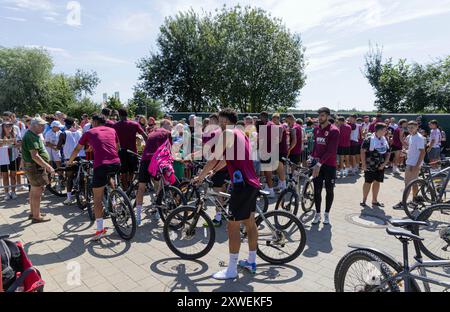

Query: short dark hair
<box><xmin>219</xmin><ymin>108</ymin><xmax>238</xmax><ymax>124</ymax></box>
<box><xmin>338</xmin><ymin>116</ymin><xmax>345</xmax><ymax>122</ymax></box>
<box><xmin>351</xmin><ymin>114</ymin><xmax>357</xmax><ymax>119</ymax></box>
<box><xmin>118</xmin><ymin>108</ymin><xmax>128</xmax><ymax>118</ymax></box>
<box><xmin>376</xmin><ymin>113</ymin><xmax>383</xmax><ymax>119</ymax></box>
<box><xmin>2</xmin><ymin>111</ymin><xmax>12</xmax><ymax>117</ymax></box>
<box><xmin>286</xmin><ymin>114</ymin><xmax>295</xmax><ymax>119</ymax></box>
<box><xmin>209</xmin><ymin>113</ymin><xmax>219</xmax><ymax>120</ymax></box>
<box><xmin>92</xmin><ymin>114</ymin><xmax>106</xmax><ymax>125</ymax></box>
<box><xmin>398</xmin><ymin>119</ymin><xmax>408</xmax><ymax>126</ymax></box>
<box><xmin>101</xmin><ymin>108</ymin><xmax>111</xmax><ymax>117</ymax></box>
<box><xmin>375</xmin><ymin>123</ymin><xmax>387</xmax><ymax>132</ymax></box>
<box><xmin>306</xmin><ymin>120</ymin><xmax>313</xmax><ymax>127</ymax></box>
<box><xmin>64</xmin><ymin>117</ymin><xmax>75</xmax><ymax>128</ymax></box>
<box><xmin>236</xmin><ymin>120</ymin><xmax>245</xmax><ymax>127</ymax></box>
<box><xmin>328</xmin><ymin>117</ymin><xmax>335</xmax><ymax>124</ymax></box>
<box><xmin>296</xmin><ymin>118</ymin><xmax>303</xmax><ymax>125</ymax></box>
<box><xmin>260</xmin><ymin>111</ymin><xmax>269</xmax><ymax>119</ymax></box>
<box><xmin>429</xmin><ymin>120</ymin><xmax>439</xmax><ymax>126</ymax></box>
<box><xmin>318</xmin><ymin>107</ymin><xmax>331</xmax><ymax>115</ymax></box>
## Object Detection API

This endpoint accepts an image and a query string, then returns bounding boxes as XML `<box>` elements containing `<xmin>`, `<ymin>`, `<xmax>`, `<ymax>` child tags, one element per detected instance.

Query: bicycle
<box><xmin>163</xmin><ymin>177</ymin><xmax>306</xmax><ymax>264</ymax></box>
<box><xmin>275</xmin><ymin>157</ymin><xmax>314</xmax><ymax>216</ymax></box>
<box><xmin>335</xmin><ymin>219</ymin><xmax>450</xmax><ymax>292</ymax></box>
<box><xmin>401</xmin><ymin>158</ymin><xmax>450</xmax><ymax>219</ymax></box>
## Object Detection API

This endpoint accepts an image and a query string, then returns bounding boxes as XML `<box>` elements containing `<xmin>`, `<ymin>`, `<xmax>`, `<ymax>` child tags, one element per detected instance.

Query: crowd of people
<box><xmin>0</xmin><ymin>107</ymin><xmax>448</xmax><ymax>280</ymax></box>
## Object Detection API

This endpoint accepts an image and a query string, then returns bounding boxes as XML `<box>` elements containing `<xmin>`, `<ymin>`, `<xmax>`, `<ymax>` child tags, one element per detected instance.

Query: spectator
<box><xmin>44</xmin><ymin>121</ymin><xmax>62</xmax><ymax>168</ymax></box>
<box><xmin>360</xmin><ymin>123</ymin><xmax>391</xmax><ymax>208</ymax></box>
<box><xmin>348</xmin><ymin>115</ymin><xmax>362</xmax><ymax>175</ymax></box>
<box><xmin>22</xmin><ymin>117</ymin><xmax>54</xmax><ymax>223</ymax></box>
<box><xmin>391</xmin><ymin>119</ymin><xmax>408</xmax><ymax>175</ymax></box>
<box><xmin>428</xmin><ymin>120</ymin><xmax>441</xmax><ymax>166</ymax></box>
<box><xmin>368</xmin><ymin>114</ymin><xmax>383</xmax><ymax>133</ymax></box>
<box><xmin>337</xmin><ymin>116</ymin><xmax>352</xmax><ymax>177</ymax></box>
<box><xmin>0</xmin><ymin>120</ymin><xmax>22</xmax><ymax>200</ymax></box>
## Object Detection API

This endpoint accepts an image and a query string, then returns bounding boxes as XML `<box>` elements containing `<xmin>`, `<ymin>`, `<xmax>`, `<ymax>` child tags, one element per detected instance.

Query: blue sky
<box><xmin>1</xmin><ymin>0</ymin><xmax>450</xmax><ymax>111</ymax></box>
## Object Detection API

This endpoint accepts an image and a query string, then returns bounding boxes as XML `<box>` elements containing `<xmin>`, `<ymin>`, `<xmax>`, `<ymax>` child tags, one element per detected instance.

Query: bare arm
<box><xmin>31</xmin><ymin>150</ymin><xmax>54</xmax><ymax>173</ymax></box>
<box><xmin>68</xmin><ymin>144</ymin><xmax>83</xmax><ymax>165</ymax></box>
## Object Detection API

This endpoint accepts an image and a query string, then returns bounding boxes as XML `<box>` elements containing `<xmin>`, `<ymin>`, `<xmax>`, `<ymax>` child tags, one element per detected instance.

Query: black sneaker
<box><xmin>393</xmin><ymin>202</ymin><xmax>404</xmax><ymax>210</ymax></box>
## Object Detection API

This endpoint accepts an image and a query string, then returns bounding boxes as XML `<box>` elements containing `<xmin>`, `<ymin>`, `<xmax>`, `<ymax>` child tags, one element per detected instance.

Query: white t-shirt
<box><xmin>406</xmin><ymin>133</ymin><xmax>425</xmax><ymax>167</ymax></box>
<box><xmin>430</xmin><ymin>128</ymin><xmax>441</xmax><ymax>148</ymax></box>
<box><xmin>62</xmin><ymin>129</ymin><xmax>85</xmax><ymax>160</ymax></box>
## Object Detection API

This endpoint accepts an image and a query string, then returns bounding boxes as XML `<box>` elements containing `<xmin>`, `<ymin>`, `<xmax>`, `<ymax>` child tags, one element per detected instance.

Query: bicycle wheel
<box><xmin>156</xmin><ymin>185</ymin><xmax>187</xmax><ymax>222</ymax></box>
<box><xmin>46</xmin><ymin>172</ymin><xmax>67</xmax><ymax>197</ymax></box>
<box><xmin>274</xmin><ymin>188</ymin><xmax>299</xmax><ymax>216</ymax></box>
<box><xmin>75</xmin><ymin>174</ymin><xmax>87</xmax><ymax>210</ymax></box>
<box><xmin>84</xmin><ymin>178</ymin><xmax>95</xmax><ymax>221</ymax></box>
<box><xmin>402</xmin><ymin>178</ymin><xmax>437</xmax><ymax>219</ymax></box>
<box><xmin>179</xmin><ymin>181</ymin><xmax>201</xmax><ymax>204</ymax></box>
<box><xmin>255</xmin><ymin>210</ymin><xmax>306</xmax><ymax>264</ymax></box>
<box><xmin>414</xmin><ymin>204</ymin><xmax>450</xmax><ymax>260</ymax></box>
<box><xmin>256</xmin><ymin>192</ymin><xmax>269</xmax><ymax>214</ymax></box>
<box><xmin>108</xmin><ymin>189</ymin><xmax>136</xmax><ymax>240</ymax></box>
<box><xmin>334</xmin><ymin>250</ymin><xmax>400</xmax><ymax>292</ymax></box>
<box><xmin>301</xmin><ymin>180</ymin><xmax>314</xmax><ymax>212</ymax></box>
<box><xmin>163</xmin><ymin>205</ymin><xmax>215</xmax><ymax>260</ymax></box>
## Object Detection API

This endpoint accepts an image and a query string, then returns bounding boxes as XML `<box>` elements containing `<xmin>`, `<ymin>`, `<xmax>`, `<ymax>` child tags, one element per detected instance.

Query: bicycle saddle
<box><xmin>389</xmin><ymin>219</ymin><xmax>428</xmax><ymax>228</ymax></box>
<box><xmin>386</xmin><ymin>227</ymin><xmax>424</xmax><ymax>241</ymax></box>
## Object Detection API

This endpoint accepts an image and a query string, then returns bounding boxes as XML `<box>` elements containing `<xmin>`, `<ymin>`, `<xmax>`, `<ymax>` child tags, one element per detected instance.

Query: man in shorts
<box><xmin>195</xmin><ymin>108</ymin><xmax>260</xmax><ymax>280</ymax></box>
<box><xmin>285</xmin><ymin>114</ymin><xmax>301</xmax><ymax>166</ymax></box>
<box><xmin>135</xmin><ymin>119</ymin><xmax>172</xmax><ymax>225</ymax></box>
<box><xmin>68</xmin><ymin>114</ymin><xmax>121</xmax><ymax>240</ymax></box>
<box><xmin>391</xmin><ymin>119</ymin><xmax>407</xmax><ymax>175</ymax></box>
<box><xmin>113</xmin><ymin>108</ymin><xmax>147</xmax><ymax>189</ymax></box>
<box><xmin>393</xmin><ymin>121</ymin><xmax>426</xmax><ymax>210</ymax></box>
<box><xmin>360</xmin><ymin>123</ymin><xmax>391</xmax><ymax>208</ymax></box>
<box><xmin>348</xmin><ymin>115</ymin><xmax>362</xmax><ymax>175</ymax></box>
<box><xmin>428</xmin><ymin>120</ymin><xmax>442</xmax><ymax>167</ymax></box>
<box><xmin>22</xmin><ymin>117</ymin><xmax>54</xmax><ymax>223</ymax></box>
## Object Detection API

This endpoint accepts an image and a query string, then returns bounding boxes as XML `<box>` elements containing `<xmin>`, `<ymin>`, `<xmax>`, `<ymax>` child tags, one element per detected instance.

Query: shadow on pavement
<box><xmin>303</xmin><ymin>224</ymin><xmax>333</xmax><ymax>257</ymax></box>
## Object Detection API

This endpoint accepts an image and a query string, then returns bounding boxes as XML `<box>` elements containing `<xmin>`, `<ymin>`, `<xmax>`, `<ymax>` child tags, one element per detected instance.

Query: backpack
<box><xmin>0</xmin><ymin>238</ymin><xmax>22</xmax><ymax>290</ymax></box>
<box><xmin>148</xmin><ymin>139</ymin><xmax>176</xmax><ymax>185</ymax></box>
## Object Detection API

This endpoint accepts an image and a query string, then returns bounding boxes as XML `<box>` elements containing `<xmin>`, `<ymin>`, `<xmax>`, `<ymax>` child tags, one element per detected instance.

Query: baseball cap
<box><xmin>30</xmin><ymin>117</ymin><xmax>47</xmax><ymax>126</ymax></box>
<box><xmin>51</xmin><ymin>121</ymin><xmax>62</xmax><ymax>128</ymax></box>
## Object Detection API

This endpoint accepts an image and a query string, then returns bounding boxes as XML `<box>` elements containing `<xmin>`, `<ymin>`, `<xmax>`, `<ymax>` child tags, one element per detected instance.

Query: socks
<box><xmin>67</xmin><ymin>192</ymin><xmax>71</xmax><ymax>200</ymax></box>
<box><xmin>96</xmin><ymin>218</ymin><xmax>103</xmax><ymax>231</ymax></box>
<box><xmin>228</xmin><ymin>253</ymin><xmax>239</xmax><ymax>273</ymax></box>
<box><xmin>248</xmin><ymin>250</ymin><xmax>257</xmax><ymax>264</ymax></box>
<box><xmin>215</xmin><ymin>212</ymin><xmax>222</xmax><ymax>222</ymax></box>
<box><xmin>136</xmin><ymin>205</ymin><xmax>142</xmax><ymax>225</ymax></box>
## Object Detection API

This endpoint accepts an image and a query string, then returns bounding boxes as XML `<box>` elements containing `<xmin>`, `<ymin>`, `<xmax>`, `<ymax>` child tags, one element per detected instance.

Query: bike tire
<box><xmin>402</xmin><ymin>178</ymin><xmax>437</xmax><ymax>219</ymax></box>
<box><xmin>413</xmin><ymin>203</ymin><xmax>450</xmax><ymax>260</ymax></box>
<box><xmin>46</xmin><ymin>174</ymin><xmax>67</xmax><ymax>197</ymax></box>
<box><xmin>156</xmin><ymin>185</ymin><xmax>187</xmax><ymax>222</ymax></box>
<box><xmin>334</xmin><ymin>249</ymin><xmax>400</xmax><ymax>292</ymax></box>
<box><xmin>163</xmin><ymin>205</ymin><xmax>215</xmax><ymax>260</ymax></box>
<box><xmin>75</xmin><ymin>174</ymin><xmax>87</xmax><ymax>210</ymax></box>
<box><xmin>274</xmin><ymin>188</ymin><xmax>299</xmax><ymax>216</ymax></box>
<box><xmin>255</xmin><ymin>210</ymin><xmax>306</xmax><ymax>264</ymax></box>
<box><xmin>179</xmin><ymin>181</ymin><xmax>201</xmax><ymax>205</ymax></box>
<box><xmin>256</xmin><ymin>192</ymin><xmax>269</xmax><ymax>214</ymax></box>
<box><xmin>108</xmin><ymin>189</ymin><xmax>136</xmax><ymax>241</ymax></box>
<box><xmin>85</xmin><ymin>179</ymin><xmax>95</xmax><ymax>221</ymax></box>
<box><xmin>301</xmin><ymin>180</ymin><xmax>314</xmax><ymax>212</ymax></box>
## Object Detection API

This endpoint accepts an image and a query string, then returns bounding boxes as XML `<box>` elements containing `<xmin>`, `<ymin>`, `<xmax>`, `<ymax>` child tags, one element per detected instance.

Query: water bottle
<box><xmin>233</xmin><ymin>170</ymin><xmax>244</xmax><ymax>191</ymax></box>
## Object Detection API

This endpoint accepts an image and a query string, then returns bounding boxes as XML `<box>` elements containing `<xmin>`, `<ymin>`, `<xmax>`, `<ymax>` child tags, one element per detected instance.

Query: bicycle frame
<box><xmin>421</xmin><ymin>166</ymin><xmax>450</xmax><ymax>203</ymax></box>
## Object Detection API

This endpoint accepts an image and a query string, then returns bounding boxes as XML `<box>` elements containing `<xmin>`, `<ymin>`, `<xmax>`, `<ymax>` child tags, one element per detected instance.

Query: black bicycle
<box><xmin>163</xmin><ymin>177</ymin><xmax>306</xmax><ymax>264</ymax></box>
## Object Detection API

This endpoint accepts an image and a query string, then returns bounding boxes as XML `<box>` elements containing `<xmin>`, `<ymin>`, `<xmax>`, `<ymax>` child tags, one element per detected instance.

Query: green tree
<box><xmin>66</xmin><ymin>98</ymin><xmax>101</xmax><ymax>119</ymax></box>
<box><xmin>0</xmin><ymin>47</ymin><xmax>53</xmax><ymax>114</ymax></box>
<box><xmin>129</xmin><ymin>89</ymin><xmax>163</xmax><ymax>118</ymax></box>
<box><xmin>70</xmin><ymin>69</ymin><xmax>101</xmax><ymax>100</ymax></box>
<box><xmin>137</xmin><ymin>6</ymin><xmax>306</xmax><ymax>113</ymax></box>
<box><xmin>106</xmin><ymin>96</ymin><xmax>123</xmax><ymax>111</ymax></box>
<box><xmin>46</xmin><ymin>74</ymin><xmax>77</xmax><ymax>113</ymax></box>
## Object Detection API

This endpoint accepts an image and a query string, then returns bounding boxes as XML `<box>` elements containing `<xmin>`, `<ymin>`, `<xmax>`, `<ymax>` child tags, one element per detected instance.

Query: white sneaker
<box><xmin>323</xmin><ymin>213</ymin><xmax>330</xmax><ymax>225</ymax></box>
<box><xmin>393</xmin><ymin>167</ymin><xmax>400</xmax><ymax>175</ymax></box>
<box><xmin>212</xmin><ymin>269</ymin><xmax>238</xmax><ymax>280</ymax></box>
<box><xmin>312</xmin><ymin>213</ymin><xmax>321</xmax><ymax>224</ymax></box>
<box><xmin>4</xmin><ymin>193</ymin><xmax>11</xmax><ymax>201</ymax></box>
<box><xmin>344</xmin><ymin>169</ymin><xmax>348</xmax><ymax>177</ymax></box>
<box><xmin>10</xmin><ymin>192</ymin><xmax>17</xmax><ymax>200</ymax></box>
<box><xmin>154</xmin><ymin>210</ymin><xmax>161</xmax><ymax>221</ymax></box>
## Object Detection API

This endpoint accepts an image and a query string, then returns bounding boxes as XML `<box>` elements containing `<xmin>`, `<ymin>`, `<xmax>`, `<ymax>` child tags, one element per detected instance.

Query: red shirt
<box><xmin>338</xmin><ymin>123</ymin><xmax>352</xmax><ymax>147</ymax></box>
<box><xmin>105</xmin><ymin>119</ymin><xmax>116</xmax><ymax>128</ymax></box>
<box><xmin>291</xmin><ymin>124</ymin><xmax>303</xmax><ymax>155</ymax></box>
<box><xmin>79</xmin><ymin>126</ymin><xmax>120</xmax><ymax>169</ymax></box>
<box><xmin>142</xmin><ymin>128</ymin><xmax>172</xmax><ymax>161</ymax></box>
<box><xmin>392</xmin><ymin>127</ymin><xmax>403</xmax><ymax>148</ymax></box>
<box><xmin>113</xmin><ymin>120</ymin><xmax>145</xmax><ymax>153</ymax></box>
<box><xmin>312</xmin><ymin>124</ymin><xmax>340</xmax><ymax>167</ymax></box>
<box><xmin>368</xmin><ymin>118</ymin><xmax>383</xmax><ymax>133</ymax></box>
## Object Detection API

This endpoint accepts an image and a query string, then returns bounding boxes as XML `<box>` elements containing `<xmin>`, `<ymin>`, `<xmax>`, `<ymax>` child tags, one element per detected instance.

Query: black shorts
<box><xmin>337</xmin><ymin>146</ymin><xmax>351</xmax><ymax>156</ymax></box>
<box><xmin>92</xmin><ymin>163</ymin><xmax>121</xmax><ymax>188</ymax></box>
<box><xmin>364</xmin><ymin>170</ymin><xmax>384</xmax><ymax>183</ymax></box>
<box><xmin>138</xmin><ymin>160</ymin><xmax>151</xmax><ymax>184</ymax></box>
<box><xmin>350</xmin><ymin>143</ymin><xmax>361</xmax><ymax>156</ymax></box>
<box><xmin>118</xmin><ymin>149</ymin><xmax>139</xmax><ymax>174</ymax></box>
<box><xmin>391</xmin><ymin>146</ymin><xmax>402</xmax><ymax>152</ymax></box>
<box><xmin>0</xmin><ymin>158</ymin><xmax>20</xmax><ymax>173</ymax></box>
<box><xmin>229</xmin><ymin>184</ymin><xmax>259</xmax><ymax>221</ymax></box>
<box><xmin>211</xmin><ymin>170</ymin><xmax>229</xmax><ymax>188</ymax></box>
<box><xmin>289</xmin><ymin>154</ymin><xmax>301</xmax><ymax>165</ymax></box>
<box><xmin>313</xmin><ymin>164</ymin><xmax>336</xmax><ymax>189</ymax></box>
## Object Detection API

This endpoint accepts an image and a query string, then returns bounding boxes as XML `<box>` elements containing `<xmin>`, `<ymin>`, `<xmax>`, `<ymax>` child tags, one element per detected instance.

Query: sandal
<box><xmin>31</xmin><ymin>217</ymin><xmax>51</xmax><ymax>224</ymax></box>
<box><xmin>28</xmin><ymin>213</ymin><xmax>47</xmax><ymax>220</ymax></box>
<box><xmin>372</xmin><ymin>202</ymin><xmax>385</xmax><ymax>208</ymax></box>
<box><xmin>360</xmin><ymin>202</ymin><xmax>368</xmax><ymax>207</ymax></box>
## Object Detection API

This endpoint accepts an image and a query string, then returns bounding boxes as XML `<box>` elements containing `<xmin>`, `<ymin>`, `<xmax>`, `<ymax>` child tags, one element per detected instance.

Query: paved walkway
<box><xmin>0</xmin><ymin>171</ymin><xmax>446</xmax><ymax>292</ymax></box>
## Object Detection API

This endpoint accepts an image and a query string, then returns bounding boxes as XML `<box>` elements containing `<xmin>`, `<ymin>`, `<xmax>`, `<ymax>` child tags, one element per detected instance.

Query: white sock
<box><xmin>325</xmin><ymin>212</ymin><xmax>329</xmax><ymax>217</ymax></box>
<box><xmin>215</xmin><ymin>213</ymin><xmax>222</xmax><ymax>222</ymax></box>
<box><xmin>280</xmin><ymin>180</ymin><xmax>286</xmax><ymax>188</ymax></box>
<box><xmin>136</xmin><ymin>205</ymin><xmax>142</xmax><ymax>216</ymax></box>
<box><xmin>248</xmin><ymin>250</ymin><xmax>257</xmax><ymax>264</ymax></box>
<box><xmin>67</xmin><ymin>192</ymin><xmax>71</xmax><ymax>200</ymax></box>
<box><xmin>96</xmin><ymin>218</ymin><xmax>103</xmax><ymax>231</ymax></box>
<box><xmin>228</xmin><ymin>253</ymin><xmax>239</xmax><ymax>273</ymax></box>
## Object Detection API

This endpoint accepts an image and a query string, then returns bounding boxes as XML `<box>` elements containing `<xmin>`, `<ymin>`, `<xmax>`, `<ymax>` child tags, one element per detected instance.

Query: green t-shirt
<box><xmin>21</xmin><ymin>130</ymin><xmax>50</xmax><ymax>164</ymax></box>
<box><xmin>305</xmin><ymin>127</ymin><xmax>315</xmax><ymax>152</ymax></box>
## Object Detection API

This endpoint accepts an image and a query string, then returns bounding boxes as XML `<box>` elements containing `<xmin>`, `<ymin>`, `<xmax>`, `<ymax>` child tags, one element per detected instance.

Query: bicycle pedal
<box><xmin>218</xmin><ymin>261</ymin><xmax>227</xmax><ymax>267</ymax></box>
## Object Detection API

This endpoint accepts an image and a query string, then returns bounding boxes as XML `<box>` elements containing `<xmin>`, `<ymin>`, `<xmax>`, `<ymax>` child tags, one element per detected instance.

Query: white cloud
<box><xmin>5</xmin><ymin>0</ymin><xmax>53</xmax><ymax>12</ymax></box>
<box><xmin>308</xmin><ymin>46</ymin><xmax>367</xmax><ymax>72</ymax></box>
<box><xmin>111</xmin><ymin>12</ymin><xmax>155</xmax><ymax>42</ymax></box>
<box><xmin>3</xmin><ymin>16</ymin><xmax>26</xmax><ymax>22</ymax></box>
